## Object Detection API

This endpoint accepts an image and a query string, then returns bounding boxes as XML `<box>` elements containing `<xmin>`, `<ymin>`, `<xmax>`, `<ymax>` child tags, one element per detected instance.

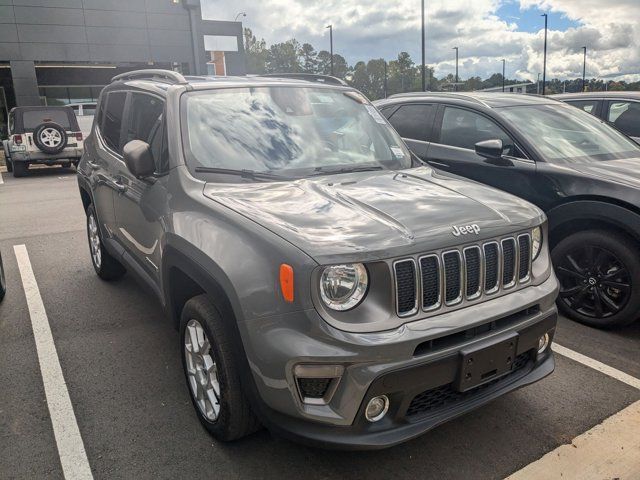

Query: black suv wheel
<box><xmin>86</xmin><ymin>204</ymin><xmax>126</xmax><ymax>280</ymax></box>
<box><xmin>552</xmin><ymin>230</ymin><xmax>640</xmax><ymax>328</ymax></box>
<box><xmin>180</xmin><ymin>295</ymin><xmax>260</xmax><ymax>441</ymax></box>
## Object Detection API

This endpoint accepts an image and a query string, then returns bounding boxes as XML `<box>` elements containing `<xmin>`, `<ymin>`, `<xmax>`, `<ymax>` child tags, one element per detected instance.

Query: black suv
<box><xmin>374</xmin><ymin>92</ymin><xmax>640</xmax><ymax>328</ymax></box>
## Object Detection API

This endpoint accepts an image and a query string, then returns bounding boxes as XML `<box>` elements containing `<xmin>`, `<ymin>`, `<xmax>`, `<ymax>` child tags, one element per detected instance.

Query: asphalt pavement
<box><xmin>1</xmin><ymin>167</ymin><xmax>639</xmax><ymax>480</ymax></box>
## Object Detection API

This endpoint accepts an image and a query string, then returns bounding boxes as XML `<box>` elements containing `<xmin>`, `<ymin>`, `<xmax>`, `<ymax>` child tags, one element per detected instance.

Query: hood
<box><xmin>568</xmin><ymin>157</ymin><xmax>640</xmax><ymax>189</ymax></box>
<box><xmin>203</xmin><ymin>166</ymin><xmax>544</xmax><ymax>264</ymax></box>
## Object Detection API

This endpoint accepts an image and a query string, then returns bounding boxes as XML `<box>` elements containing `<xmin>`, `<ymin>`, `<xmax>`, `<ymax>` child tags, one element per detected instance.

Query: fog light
<box><xmin>365</xmin><ymin>395</ymin><xmax>389</xmax><ymax>422</ymax></box>
<box><xmin>538</xmin><ymin>333</ymin><xmax>550</xmax><ymax>353</ymax></box>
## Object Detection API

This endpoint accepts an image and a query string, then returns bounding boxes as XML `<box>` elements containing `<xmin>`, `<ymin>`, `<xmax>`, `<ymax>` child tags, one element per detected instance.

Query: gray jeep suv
<box><xmin>77</xmin><ymin>70</ymin><xmax>558</xmax><ymax>449</ymax></box>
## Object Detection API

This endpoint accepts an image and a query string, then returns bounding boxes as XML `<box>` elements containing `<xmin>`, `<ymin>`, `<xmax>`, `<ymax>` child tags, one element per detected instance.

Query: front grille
<box><xmin>394</xmin><ymin>232</ymin><xmax>533</xmax><ymax>317</ymax></box>
<box><xmin>394</xmin><ymin>260</ymin><xmax>417</xmax><ymax>316</ymax></box>
<box><xmin>406</xmin><ymin>351</ymin><xmax>532</xmax><ymax>417</ymax></box>
<box><xmin>297</xmin><ymin>378</ymin><xmax>331</xmax><ymax>399</ymax></box>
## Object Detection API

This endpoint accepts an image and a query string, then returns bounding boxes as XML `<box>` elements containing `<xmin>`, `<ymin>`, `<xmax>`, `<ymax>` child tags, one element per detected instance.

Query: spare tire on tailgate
<box><xmin>33</xmin><ymin>122</ymin><xmax>67</xmax><ymax>154</ymax></box>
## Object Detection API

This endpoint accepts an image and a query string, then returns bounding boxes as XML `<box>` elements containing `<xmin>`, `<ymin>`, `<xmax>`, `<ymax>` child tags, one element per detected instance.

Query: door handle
<box><xmin>86</xmin><ymin>160</ymin><xmax>99</xmax><ymax>170</ymax></box>
<box><xmin>106</xmin><ymin>178</ymin><xmax>127</xmax><ymax>193</ymax></box>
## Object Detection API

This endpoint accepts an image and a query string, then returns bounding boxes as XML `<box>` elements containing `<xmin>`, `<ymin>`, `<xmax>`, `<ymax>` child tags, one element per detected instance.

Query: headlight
<box><xmin>320</xmin><ymin>263</ymin><xmax>368</xmax><ymax>311</ymax></box>
<box><xmin>532</xmin><ymin>226</ymin><xmax>542</xmax><ymax>260</ymax></box>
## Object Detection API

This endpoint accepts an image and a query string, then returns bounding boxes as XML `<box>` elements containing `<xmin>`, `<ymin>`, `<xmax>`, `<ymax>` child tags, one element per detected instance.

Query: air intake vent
<box><xmin>484</xmin><ymin>242</ymin><xmax>499</xmax><ymax>293</ymax></box>
<box><xmin>420</xmin><ymin>255</ymin><xmax>440</xmax><ymax>310</ymax></box>
<box><xmin>297</xmin><ymin>378</ymin><xmax>331</xmax><ymax>399</ymax></box>
<box><xmin>443</xmin><ymin>251</ymin><xmax>462</xmax><ymax>305</ymax></box>
<box><xmin>518</xmin><ymin>235</ymin><xmax>531</xmax><ymax>281</ymax></box>
<box><xmin>502</xmin><ymin>238</ymin><xmax>516</xmax><ymax>287</ymax></box>
<box><xmin>395</xmin><ymin>260</ymin><xmax>417</xmax><ymax>316</ymax></box>
<box><xmin>464</xmin><ymin>247</ymin><xmax>481</xmax><ymax>299</ymax></box>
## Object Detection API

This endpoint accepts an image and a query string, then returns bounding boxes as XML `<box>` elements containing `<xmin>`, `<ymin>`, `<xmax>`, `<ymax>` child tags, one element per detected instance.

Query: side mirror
<box><xmin>474</xmin><ymin>139</ymin><xmax>504</xmax><ymax>159</ymax></box>
<box><xmin>123</xmin><ymin>140</ymin><xmax>155</xmax><ymax>178</ymax></box>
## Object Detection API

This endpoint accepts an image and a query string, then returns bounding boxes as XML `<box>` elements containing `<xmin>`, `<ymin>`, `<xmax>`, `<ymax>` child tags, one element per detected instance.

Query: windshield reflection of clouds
<box><xmin>186</xmin><ymin>87</ymin><xmax>410</xmax><ymax>175</ymax></box>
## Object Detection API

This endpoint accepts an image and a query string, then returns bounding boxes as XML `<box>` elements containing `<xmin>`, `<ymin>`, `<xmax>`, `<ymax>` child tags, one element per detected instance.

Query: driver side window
<box><xmin>440</xmin><ymin>107</ymin><xmax>524</xmax><ymax>158</ymax></box>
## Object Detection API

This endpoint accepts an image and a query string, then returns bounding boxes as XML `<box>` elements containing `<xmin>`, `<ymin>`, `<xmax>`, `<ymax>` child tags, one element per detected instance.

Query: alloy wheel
<box><xmin>184</xmin><ymin>319</ymin><xmax>222</xmax><ymax>422</ymax></box>
<box><xmin>556</xmin><ymin>244</ymin><xmax>632</xmax><ymax>318</ymax></box>
<box><xmin>88</xmin><ymin>213</ymin><xmax>102</xmax><ymax>269</ymax></box>
<box><xmin>40</xmin><ymin>127</ymin><xmax>63</xmax><ymax>148</ymax></box>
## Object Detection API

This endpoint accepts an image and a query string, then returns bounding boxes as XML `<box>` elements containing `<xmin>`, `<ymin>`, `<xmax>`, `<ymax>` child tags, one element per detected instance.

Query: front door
<box><xmin>112</xmin><ymin>92</ymin><xmax>167</xmax><ymax>289</ymax></box>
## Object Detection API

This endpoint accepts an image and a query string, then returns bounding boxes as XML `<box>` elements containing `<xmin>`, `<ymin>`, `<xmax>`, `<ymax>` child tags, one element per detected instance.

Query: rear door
<box><xmin>426</xmin><ymin>104</ymin><xmax>539</xmax><ymax>202</ymax></box>
<box><xmin>379</xmin><ymin>103</ymin><xmax>437</xmax><ymax>159</ymax></box>
<box><xmin>111</xmin><ymin>91</ymin><xmax>167</xmax><ymax>291</ymax></box>
<box><xmin>604</xmin><ymin>99</ymin><xmax>640</xmax><ymax>143</ymax></box>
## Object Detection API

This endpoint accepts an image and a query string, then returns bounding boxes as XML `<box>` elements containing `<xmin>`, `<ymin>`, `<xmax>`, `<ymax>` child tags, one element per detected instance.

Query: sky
<box><xmin>201</xmin><ymin>0</ymin><xmax>640</xmax><ymax>82</ymax></box>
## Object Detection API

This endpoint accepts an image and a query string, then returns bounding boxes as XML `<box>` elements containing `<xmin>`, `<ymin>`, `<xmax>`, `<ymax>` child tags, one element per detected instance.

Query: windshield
<box><xmin>498</xmin><ymin>104</ymin><xmax>640</xmax><ymax>162</ymax></box>
<box><xmin>183</xmin><ymin>87</ymin><xmax>412</xmax><ymax>179</ymax></box>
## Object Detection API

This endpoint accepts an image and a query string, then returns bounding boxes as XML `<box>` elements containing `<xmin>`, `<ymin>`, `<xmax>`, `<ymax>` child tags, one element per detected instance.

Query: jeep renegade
<box><xmin>77</xmin><ymin>70</ymin><xmax>558</xmax><ymax>449</ymax></box>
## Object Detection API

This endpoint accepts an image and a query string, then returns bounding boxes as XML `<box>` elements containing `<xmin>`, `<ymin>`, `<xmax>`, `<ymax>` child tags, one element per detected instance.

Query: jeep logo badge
<box><xmin>452</xmin><ymin>224</ymin><xmax>480</xmax><ymax>236</ymax></box>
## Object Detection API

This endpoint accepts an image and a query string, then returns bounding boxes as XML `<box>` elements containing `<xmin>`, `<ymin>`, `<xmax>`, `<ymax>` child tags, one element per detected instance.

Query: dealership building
<box><xmin>0</xmin><ymin>0</ymin><xmax>246</xmax><ymax>136</ymax></box>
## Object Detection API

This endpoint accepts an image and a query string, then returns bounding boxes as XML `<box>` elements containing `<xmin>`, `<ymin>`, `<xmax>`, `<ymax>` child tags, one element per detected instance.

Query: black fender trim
<box><xmin>547</xmin><ymin>200</ymin><xmax>640</xmax><ymax>240</ymax></box>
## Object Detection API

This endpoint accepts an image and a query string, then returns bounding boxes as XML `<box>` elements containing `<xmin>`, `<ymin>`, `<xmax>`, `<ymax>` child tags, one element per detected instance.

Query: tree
<box><xmin>243</xmin><ymin>28</ymin><xmax>268</xmax><ymax>74</ymax></box>
<box><xmin>266</xmin><ymin>40</ymin><xmax>302</xmax><ymax>73</ymax></box>
<box><xmin>316</xmin><ymin>50</ymin><xmax>349</xmax><ymax>78</ymax></box>
<box><xmin>299</xmin><ymin>43</ymin><xmax>318</xmax><ymax>73</ymax></box>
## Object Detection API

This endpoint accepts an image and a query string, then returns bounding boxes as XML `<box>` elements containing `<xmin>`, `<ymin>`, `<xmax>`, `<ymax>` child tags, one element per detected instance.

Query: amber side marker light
<box><xmin>280</xmin><ymin>264</ymin><xmax>294</xmax><ymax>303</ymax></box>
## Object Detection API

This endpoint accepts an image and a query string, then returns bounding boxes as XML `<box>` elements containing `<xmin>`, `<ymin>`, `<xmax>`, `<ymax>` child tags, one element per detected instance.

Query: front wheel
<box><xmin>552</xmin><ymin>230</ymin><xmax>640</xmax><ymax>328</ymax></box>
<box><xmin>180</xmin><ymin>295</ymin><xmax>260</xmax><ymax>441</ymax></box>
<box><xmin>6</xmin><ymin>159</ymin><xmax>13</xmax><ymax>173</ymax></box>
<box><xmin>86</xmin><ymin>204</ymin><xmax>125</xmax><ymax>281</ymax></box>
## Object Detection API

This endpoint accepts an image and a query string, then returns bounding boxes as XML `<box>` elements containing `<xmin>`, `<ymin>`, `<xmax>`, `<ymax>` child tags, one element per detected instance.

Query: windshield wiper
<box><xmin>194</xmin><ymin>167</ymin><xmax>290</xmax><ymax>181</ymax></box>
<box><xmin>311</xmin><ymin>165</ymin><xmax>384</xmax><ymax>176</ymax></box>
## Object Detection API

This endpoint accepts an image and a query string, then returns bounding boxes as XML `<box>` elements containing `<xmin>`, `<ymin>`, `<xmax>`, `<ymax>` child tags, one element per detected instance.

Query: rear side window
<box><xmin>22</xmin><ymin>110</ymin><xmax>72</xmax><ymax>131</ymax></box>
<box><xmin>386</xmin><ymin>104</ymin><xmax>435</xmax><ymax>142</ymax></box>
<box><xmin>566</xmin><ymin>99</ymin><xmax>599</xmax><ymax>115</ymax></box>
<box><xmin>440</xmin><ymin>106</ymin><xmax>522</xmax><ymax>157</ymax></box>
<box><xmin>101</xmin><ymin>92</ymin><xmax>127</xmax><ymax>153</ymax></box>
<box><xmin>607</xmin><ymin>101</ymin><xmax>640</xmax><ymax>138</ymax></box>
<box><xmin>124</xmin><ymin>93</ymin><xmax>166</xmax><ymax>172</ymax></box>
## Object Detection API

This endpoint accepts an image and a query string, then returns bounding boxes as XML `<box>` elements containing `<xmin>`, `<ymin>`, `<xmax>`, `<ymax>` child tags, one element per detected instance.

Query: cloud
<box><xmin>201</xmin><ymin>0</ymin><xmax>639</xmax><ymax>81</ymax></box>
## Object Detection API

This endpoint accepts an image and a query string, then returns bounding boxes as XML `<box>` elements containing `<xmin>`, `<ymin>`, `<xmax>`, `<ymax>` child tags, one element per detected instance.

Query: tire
<box><xmin>180</xmin><ymin>295</ymin><xmax>260</xmax><ymax>441</ymax></box>
<box><xmin>6</xmin><ymin>159</ymin><xmax>13</xmax><ymax>173</ymax></box>
<box><xmin>13</xmin><ymin>161</ymin><xmax>28</xmax><ymax>178</ymax></box>
<box><xmin>0</xmin><ymin>250</ymin><xmax>6</xmax><ymax>303</ymax></box>
<box><xmin>86</xmin><ymin>204</ymin><xmax>126</xmax><ymax>281</ymax></box>
<box><xmin>33</xmin><ymin>122</ymin><xmax>67</xmax><ymax>155</ymax></box>
<box><xmin>552</xmin><ymin>229</ymin><xmax>640</xmax><ymax>328</ymax></box>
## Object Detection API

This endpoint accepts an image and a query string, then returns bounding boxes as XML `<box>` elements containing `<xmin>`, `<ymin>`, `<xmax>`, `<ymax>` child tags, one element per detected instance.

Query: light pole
<box><xmin>541</xmin><ymin>13</ymin><xmax>548</xmax><ymax>95</ymax></box>
<box><xmin>452</xmin><ymin>46</ymin><xmax>459</xmax><ymax>91</ymax></box>
<box><xmin>537</xmin><ymin>73</ymin><xmax>541</xmax><ymax>94</ymax></box>
<box><xmin>582</xmin><ymin>46</ymin><xmax>587</xmax><ymax>92</ymax></box>
<box><xmin>421</xmin><ymin>0</ymin><xmax>426</xmax><ymax>91</ymax></box>
<box><xmin>384</xmin><ymin>60</ymin><xmax>388</xmax><ymax>98</ymax></box>
<box><xmin>326</xmin><ymin>25</ymin><xmax>334</xmax><ymax>76</ymax></box>
<box><xmin>501</xmin><ymin>59</ymin><xmax>506</xmax><ymax>92</ymax></box>
<box><xmin>234</xmin><ymin>12</ymin><xmax>246</xmax><ymax>22</ymax></box>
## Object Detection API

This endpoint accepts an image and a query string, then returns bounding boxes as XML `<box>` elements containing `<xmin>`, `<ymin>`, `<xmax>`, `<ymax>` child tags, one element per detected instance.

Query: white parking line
<box><xmin>14</xmin><ymin>245</ymin><xmax>93</xmax><ymax>480</ymax></box>
<box><xmin>553</xmin><ymin>343</ymin><xmax>640</xmax><ymax>390</ymax></box>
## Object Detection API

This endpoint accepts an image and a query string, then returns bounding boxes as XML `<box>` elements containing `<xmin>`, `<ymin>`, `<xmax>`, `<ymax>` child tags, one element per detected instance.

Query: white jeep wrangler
<box><xmin>2</xmin><ymin>106</ymin><xmax>84</xmax><ymax>177</ymax></box>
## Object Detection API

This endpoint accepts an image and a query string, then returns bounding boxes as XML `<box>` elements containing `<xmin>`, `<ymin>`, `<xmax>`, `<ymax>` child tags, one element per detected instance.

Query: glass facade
<box><xmin>39</xmin><ymin>86</ymin><xmax>105</xmax><ymax>106</ymax></box>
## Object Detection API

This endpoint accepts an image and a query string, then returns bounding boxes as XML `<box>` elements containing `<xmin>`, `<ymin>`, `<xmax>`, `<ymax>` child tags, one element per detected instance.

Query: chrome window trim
<box><xmin>501</xmin><ymin>237</ymin><xmax>517</xmax><ymax>289</ymax></box>
<box><xmin>483</xmin><ymin>241</ymin><xmax>500</xmax><ymax>295</ymax></box>
<box><xmin>463</xmin><ymin>245</ymin><xmax>483</xmax><ymax>300</ymax></box>
<box><xmin>418</xmin><ymin>254</ymin><xmax>442</xmax><ymax>312</ymax></box>
<box><xmin>394</xmin><ymin>258</ymin><xmax>419</xmax><ymax>317</ymax></box>
<box><xmin>442</xmin><ymin>250</ymin><xmax>464</xmax><ymax>306</ymax></box>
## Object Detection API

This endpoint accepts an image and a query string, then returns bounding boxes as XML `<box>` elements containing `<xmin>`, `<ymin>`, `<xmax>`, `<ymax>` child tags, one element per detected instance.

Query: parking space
<box><xmin>1</xmin><ymin>170</ymin><xmax>639</xmax><ymax>479</ymax></box>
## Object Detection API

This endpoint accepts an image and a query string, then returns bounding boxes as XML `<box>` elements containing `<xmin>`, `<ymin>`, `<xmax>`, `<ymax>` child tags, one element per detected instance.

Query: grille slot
<box><xmin>518</xmin><ymin>234</ymin><xmax>531</xmax><ymax>281</ymax></box>
<box><xmin>464</xmin><ymin>247</ymin><xmax>481</xmax><ymax>299</ymax></box>
<box><xmin>394</xmin><ymin>259</ymin><xmax>417</xmax><ymax>316</ymax></box>
<box><xmin>297</xmin><ymin>378</ymin><xmax>331</xmax><ymax>399</ymax></box>
<box><xmin>502</xmin><ymin>238</ymin><xmax>516</xmax><ymax>287</ymax></box>
<box><xmin>484</xmin><ymin>242</ymin><xmax>499</xmax><ymax>293</ymax></box>
<box><xmin>420</xmin><ymin>255</ymin><xmax>440</xmax><ymax>310</ymax></box>
<box><xmin>443</xmin><ymin>251</ymin><xmax>462</xmax><ymax>305</ymax></box>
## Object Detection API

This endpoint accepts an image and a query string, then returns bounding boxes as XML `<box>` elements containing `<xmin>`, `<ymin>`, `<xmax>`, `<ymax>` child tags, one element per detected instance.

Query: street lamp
<box><xmin>326</xmin><ymin>25</ymin><xmax>334</xmax><ymax>76</ymax></box>
<box><xmin>234</xmin><ymin>12</ymin><xmax>246</xmax><ymax>22</ymax></box>
<box><xmin>582</xmin><ymin>46</ymin><xmax>587</xmax><ymax>92</ymax></box>
<box><xmin>421</xmin><ymin>0</ymin><xmax>426</xmax><ymax>91</ymax></box>
<box><xmin>537</xmin><ymin>73</ymin><xmax>541</xmax><ymax>94</ymax></box>
<box><xmin>541</xmin><ymin>13</ymin><xmax>548</xmax><ymax>95</ymax></box>
<box><xmin>452</xmin><ymin>46</ymin><xmax>459</xmax><ymax>91</ymax></box>
<box><xmin>501</xmin><ymin>59</ymin><xmax>506</xmax><ymax>92</ymax></box>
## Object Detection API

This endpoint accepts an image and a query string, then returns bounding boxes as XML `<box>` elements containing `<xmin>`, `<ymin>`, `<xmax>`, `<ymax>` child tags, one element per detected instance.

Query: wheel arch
<box><xmin>547</xmin><ymin>198</ymin><xmax>640</xmax><ymax>249</ymax></box>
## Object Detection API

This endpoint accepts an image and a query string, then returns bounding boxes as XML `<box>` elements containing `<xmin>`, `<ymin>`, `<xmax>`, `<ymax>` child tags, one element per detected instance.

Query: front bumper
<box><xmin>240</xmin><ymin>274</ymin><xmax>559</xmax><ymax>449</ymax></box>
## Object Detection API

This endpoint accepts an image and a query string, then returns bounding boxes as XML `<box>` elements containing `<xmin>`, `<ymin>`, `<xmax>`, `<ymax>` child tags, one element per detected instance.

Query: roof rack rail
<box><xmin>388</xmin><ymin>91</ymin><xmax>487</xmax><ymax>107</ymax></box>
<box><xmin>111</xmin><ymin>69</ymin><xmax>187</xmax><ymax>85</ymax></box>
<box><xmin>256</xmin><ymin>73</ymin><xmax>349</xmax><ymax>86</ymax></box>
